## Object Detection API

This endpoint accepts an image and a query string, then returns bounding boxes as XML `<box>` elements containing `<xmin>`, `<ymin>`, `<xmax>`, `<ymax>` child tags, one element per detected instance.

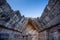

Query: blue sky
<box><xmin>7</xmin><ymin>0</ymin><xmax>48</xmax><ymax>18</ymax></box>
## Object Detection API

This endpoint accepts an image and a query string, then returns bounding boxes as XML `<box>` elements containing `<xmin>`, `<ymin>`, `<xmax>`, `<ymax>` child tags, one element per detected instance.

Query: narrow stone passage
<box><xmin>0</xmin><ymin>0</ymin><xmax>60</xmax><ymax>40</ymax></box>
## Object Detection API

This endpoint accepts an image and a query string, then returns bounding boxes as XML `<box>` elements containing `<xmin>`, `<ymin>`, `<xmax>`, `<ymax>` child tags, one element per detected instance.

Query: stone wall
<box><xmin>0</xmin><ymin>0</ymin><xmax>60</xmax><ymax>40</ymax></box>
<box><xmin>35</xmin><ymin>0</ymin><xmax>60</xmax><ymax>30</ymax></box>
<box><xmin>35</xmin><ymin>0</ymin><xmax>60</xmax><ymax>40</ymax></box>
<box><xmin>0</xmin><ymin>0</ymin><xmax>26</xmax><ymax>40</ymax></box>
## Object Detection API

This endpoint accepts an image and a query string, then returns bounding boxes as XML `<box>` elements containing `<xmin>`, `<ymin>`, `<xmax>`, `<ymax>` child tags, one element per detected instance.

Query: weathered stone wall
<box><xmin>0</xmin><ymin>0</ymin><xmax>26</xmax><ymax>40</ymax></box>
<box><xmin>22</xmin><ymin>21</ymin><xmax>39</xmax><ymax>40</ymax></box>
<box><xmin>0</xmin><ymin>0</ymin><xmax>60</xmax><ymax>40</ymax></box>
<box><xmin>0</xmin><ymin>27</ymin><xmax>22</xmax><ymax>40</ymax></box>
<box><xmin>36</xmin><ymin>0</ymin><xmax>60</xmax><ymax>30</ymax></box>
<box><xmin>35</xmin><ymin>0</ymin><xmax>60</xmax><ymax>40</ymax></box>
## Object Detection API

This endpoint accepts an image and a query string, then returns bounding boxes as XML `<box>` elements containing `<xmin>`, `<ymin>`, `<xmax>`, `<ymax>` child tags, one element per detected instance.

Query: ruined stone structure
<box><xmin>0</xmin><ymin>0</ymin><xmax>60</xmax><ymax>40</ymax></box>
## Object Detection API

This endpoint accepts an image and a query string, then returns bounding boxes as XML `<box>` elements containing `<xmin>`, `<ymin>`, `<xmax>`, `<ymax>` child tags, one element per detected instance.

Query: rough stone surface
<box><xmin>0</xmin><ymin>0</ymin><xmax>60</xmax><ymax>40</ymax></box>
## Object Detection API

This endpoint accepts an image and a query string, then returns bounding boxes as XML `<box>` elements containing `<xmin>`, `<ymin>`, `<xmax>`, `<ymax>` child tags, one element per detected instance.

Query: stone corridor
<box><xmin>0</xmin><ymin>0</ymin><xmax>60</xmax><ymax>40</ymax></box>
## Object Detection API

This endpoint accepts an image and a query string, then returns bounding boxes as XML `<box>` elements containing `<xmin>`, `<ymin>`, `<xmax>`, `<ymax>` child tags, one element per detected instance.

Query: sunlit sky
<box><xmin>7</xmin><ymin>0</ymin><xmax>48</xmax><ymax>18</ymax></box>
